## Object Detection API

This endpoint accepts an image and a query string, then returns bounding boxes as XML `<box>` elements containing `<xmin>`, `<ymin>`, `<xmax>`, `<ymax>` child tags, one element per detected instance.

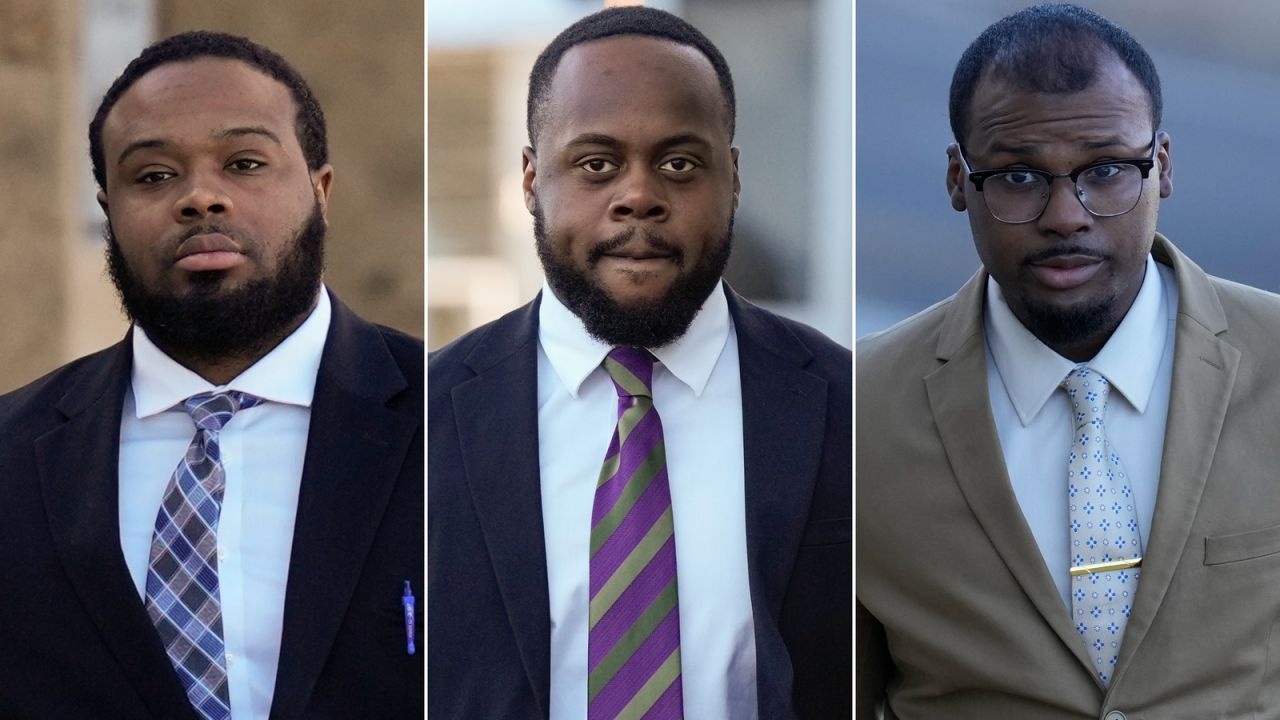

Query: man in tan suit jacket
<box><xmin>858</xmin><ymin>5</ymin><xmax>1280</xmax><ymax>719</ymax></box>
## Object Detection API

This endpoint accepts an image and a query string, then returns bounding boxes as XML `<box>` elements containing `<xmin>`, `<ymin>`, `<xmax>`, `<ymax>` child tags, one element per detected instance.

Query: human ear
<box><xmin>946</xmin><ymin>144</ymin><xmax>968</xmax><ymax>212</ymax></box>
<box><xmin>1156</xmin><ymin>131</ymin><xmax>1173</xmax><ymax>199</ymax></box>
<box><xmin>521</xmin><ymin>147</ymin><xmax>538</xmax><ymax>215</ymax></box>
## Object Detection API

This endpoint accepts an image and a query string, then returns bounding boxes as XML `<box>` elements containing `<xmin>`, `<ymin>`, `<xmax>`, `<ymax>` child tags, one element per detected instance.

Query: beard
<box><xmin>1012</xmin><ymin>244</ymin><xmax>1122</xmax><ymax>350</ymax></box>
<box><xmin>534</xmin><ymin>208</ymin><xmax>732</xmax><ymax>349</ymax></box>
<box><xmin>1018</xmin><ymin>292</ymin><xmax>1119</xmax><ymax>350</ymax></box>
<box><xmin>105</xmin><ymin>202</ymin><xmax>326</xmax><ymax>364</ymax></box>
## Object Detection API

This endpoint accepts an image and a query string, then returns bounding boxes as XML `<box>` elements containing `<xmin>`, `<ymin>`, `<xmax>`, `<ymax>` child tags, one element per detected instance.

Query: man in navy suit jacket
<box><xmin>0</xmin><ymin>32</ymin><xmax>422</xmax><ymax>719</ymax></box>
<box><xmin>428</xmin><ymin>7</ymin><xmax>850</xmax><ymax>718</ymax></box>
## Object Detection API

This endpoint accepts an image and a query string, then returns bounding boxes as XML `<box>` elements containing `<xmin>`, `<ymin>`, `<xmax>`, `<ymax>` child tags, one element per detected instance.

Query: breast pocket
<box><xmin>1204</xmin><ymin>523</ymin><xmax>1280</xmax><ymax>565</ymax></box>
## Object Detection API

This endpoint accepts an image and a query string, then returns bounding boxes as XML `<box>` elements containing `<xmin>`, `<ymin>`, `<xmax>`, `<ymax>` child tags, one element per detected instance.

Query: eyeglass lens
<box><xmin>982</xmin><ymin>164</ymin><xmax>1144</xmax><ymax>223</ymax></box>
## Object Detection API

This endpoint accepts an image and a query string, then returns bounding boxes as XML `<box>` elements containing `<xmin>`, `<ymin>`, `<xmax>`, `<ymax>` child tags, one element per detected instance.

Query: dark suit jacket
<box><xmin>857</xmin><ymin>235</ymin><xmax>1280</xmax><ymax>718</ymax></box>
<box><xmin>428</xmin><ymin>285</ymin><xmax>851</xmax><ymax>719</ymax></box>
<box><xmin>0</xmin><ymin>292</ymin><xmax>423</xmax><ymax>719</ymax></box>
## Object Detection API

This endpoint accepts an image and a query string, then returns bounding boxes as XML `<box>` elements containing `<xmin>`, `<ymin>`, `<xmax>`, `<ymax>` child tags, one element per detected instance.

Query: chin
<box><xmin>603</xmin><ymin>285</ymin><xmax>672</xmax><ymax>308</ymax></box>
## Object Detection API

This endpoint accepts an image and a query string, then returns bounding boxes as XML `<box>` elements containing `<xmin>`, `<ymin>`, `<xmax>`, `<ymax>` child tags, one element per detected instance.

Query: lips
<box><xmin>1027</xmin><ymin>253</ymin><xmax>1104</xmax><ymax>291</ymax></box>
<box><xmin>174</xmin><ymin>232</ymin><xmax>246</xmax><ymax>272</ymax></box>
<box><xmin>602</xmin><ymin>249</ymin><xmax>675</xmax><ymax>261</ymax></box>
<box><xmin>589</xmin><ymin>225</ymin><xmax>683</xmax><ymax>266</ymax></box>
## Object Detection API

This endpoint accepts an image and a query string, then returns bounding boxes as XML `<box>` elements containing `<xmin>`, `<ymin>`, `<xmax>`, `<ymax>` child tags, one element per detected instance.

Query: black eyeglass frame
<box><xmin>957</xmin><ymin>133</ymin><xmax>1159</xmax><ymax>224</ymax></box>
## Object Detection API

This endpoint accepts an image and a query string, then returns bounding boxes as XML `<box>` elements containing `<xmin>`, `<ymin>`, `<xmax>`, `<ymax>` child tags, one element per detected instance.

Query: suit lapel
<box><xmin>924</xmin><ymin>272</ymin><xmax>1099</xmax><ymax>678</ymax></box>
<box><xmin>36</xmin><ymin>336</ymin><xmax>198</xmax><ymax>719</ymax></box>
<box><xmin>451</xmin><ymin>297</ymin><xmax>553</xmax><ymax>715</ymax></box>
<box><xmin>1108</xmin><ymin>236</ymin><xmax>1238</xmax><ymax>689</ymax></box>
<box><xmin>270</xmin><ymin>296</ymin><xmax>418</xmax><ymax>720</ymax></box>
<box><xmin>726</xmin><ymin>290</ymin><xmax>828</xmax><ymax>719</ymax></box>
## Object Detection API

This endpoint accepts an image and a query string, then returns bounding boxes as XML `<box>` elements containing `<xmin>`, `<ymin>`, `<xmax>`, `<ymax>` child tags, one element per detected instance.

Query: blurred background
<box><xmin>427</xmin><ymin>0</ymin><xmax>852</xmax><ymax>350</ymax></box>
<box><xmin>0</xmin><ymin>0</ymin><xmax>422</xmax><ymax>393</ymax></box>
<box><xmin>858</xmin><ymin>0</ymin><xmax>1280</xmax><ymax>337</ymax></box>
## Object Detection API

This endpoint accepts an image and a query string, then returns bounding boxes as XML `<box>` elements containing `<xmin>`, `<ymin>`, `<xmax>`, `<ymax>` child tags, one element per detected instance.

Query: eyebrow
<box><xmin>116</xmin><ymin>126</ymin><xmax>284</xmax><ymax>166</ymax></box>
<box><xmin>564</xmin><ymin>132</ymin><xmax>714</xmax><ymax>152</ymax></box>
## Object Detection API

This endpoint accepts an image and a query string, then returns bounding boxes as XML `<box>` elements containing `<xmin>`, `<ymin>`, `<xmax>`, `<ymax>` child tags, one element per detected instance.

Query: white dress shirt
<box><xmin>119</xmin><ymin>287</ymin><xmax>331</xmax><ymax>720</ymax></box>
<box><xmin>985</xmin><ymin>255</ymin><xmax>1178</xmax><ymax>611</ymax></box>
<box><xmin>537</xmin><ymin>281</ymin><xmax>759</xmax><ymax>719</ymax></box>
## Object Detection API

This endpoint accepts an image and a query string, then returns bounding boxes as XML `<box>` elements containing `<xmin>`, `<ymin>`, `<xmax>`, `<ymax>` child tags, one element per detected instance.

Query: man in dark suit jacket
<box><xmin>429</xmin><ymin>7</ymin><xmax>850</xmax><ymax>719</ymax></box>
<box><xmin>0</xmin><ymin>32</ymin><xmax>422</xmax><ymax>719</ymax></box>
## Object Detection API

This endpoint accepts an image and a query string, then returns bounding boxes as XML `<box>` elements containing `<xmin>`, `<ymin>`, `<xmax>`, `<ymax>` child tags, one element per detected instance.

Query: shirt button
<box><xmin>225</xmin><ymin>652</ymin><xmax>235</xmax><ymax>668</ymax></box>
<box><xmin>1104</xmin><ymin>711</ymin><xmax>1126</xmax><ymax>720</ymax></box>
<box><xmin>217</xmin><ymin>550</ymin><xmax>227</xmax><ymax>561</ymax></box>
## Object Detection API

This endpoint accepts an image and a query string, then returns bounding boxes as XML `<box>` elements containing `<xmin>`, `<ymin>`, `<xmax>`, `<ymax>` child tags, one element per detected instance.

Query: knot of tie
<box><xmin>1061</xmin><ymin>366</ymin><xmax>1110</xmax><ymax>431</ymax></box>
<box><xmin>603</xmin><ymin>347</ymin><xmax>655</xmax><ymax>399</ymax></box>
<box><xmin>184</xmin><ymin>390</ymin><xmax>264</xmax><ymax>433</ymax></box>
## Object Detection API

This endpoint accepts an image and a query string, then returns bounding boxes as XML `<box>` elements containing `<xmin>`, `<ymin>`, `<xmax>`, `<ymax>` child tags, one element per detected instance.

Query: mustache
<box><xmin>587</xmin><ymin>226</ymin><xmax>683</xmax><ymax>265</ymax></box>
<box><xmin>172</xmin><ymin>223</ymin><xmax>248</xmax><ymax>247</ymax></box>
<box><xmin>1024</xmin><ymin>244</ymin><xmax>1106</xmax><ymax>264</ymax></box>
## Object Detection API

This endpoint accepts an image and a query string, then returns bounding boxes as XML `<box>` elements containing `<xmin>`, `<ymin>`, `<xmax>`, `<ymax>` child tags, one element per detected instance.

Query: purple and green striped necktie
<box><xmin>588</xmin><ymin>347</ymin><xmax>684</xmax><ymax>720</ymax></box>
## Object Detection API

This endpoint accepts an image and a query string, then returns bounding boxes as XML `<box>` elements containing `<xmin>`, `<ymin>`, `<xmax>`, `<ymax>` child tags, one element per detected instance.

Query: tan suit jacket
<box><xmin>857</xmin><ymin>235</ymin><xmax>1280</xmax><ymax>719</ymax></box>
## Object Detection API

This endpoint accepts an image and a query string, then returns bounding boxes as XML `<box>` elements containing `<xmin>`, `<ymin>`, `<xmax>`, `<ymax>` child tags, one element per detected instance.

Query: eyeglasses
<box><xmin>958</xmin><ymin>134</ymin><xmax>1157</xmax><ymax>224</ymax></box>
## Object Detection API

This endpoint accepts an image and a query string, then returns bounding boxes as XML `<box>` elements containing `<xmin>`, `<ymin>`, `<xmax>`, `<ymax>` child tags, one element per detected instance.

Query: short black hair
<box><xmin>526</xmin><ymin>6</ymin><xmax>735</xmax><ymax>147</ymax></box>
<box><xmin>89</xmin><ymin>30</ymin><xmax>327</xmax><ymax>191</ymax></box>
<box><xmin>949</xmin><ymin>3</ymin><xmax>1162</xmax><ymax>145</ymax></box>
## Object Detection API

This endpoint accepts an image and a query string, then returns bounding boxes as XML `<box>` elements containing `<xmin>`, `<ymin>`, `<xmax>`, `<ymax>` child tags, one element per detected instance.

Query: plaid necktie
<box><xmin>588</xmin><ymin>347</ymin><xmax>684</xmax><ymax>720</ymax></box>
<box><xmin>1063</xmin><ymin>367</ymin><xmax>1142</xmax><ymax>686</ymax></box>
<box><xmin>145</xmin><ymin>390</ymin><xmax>263</xmax><ymax>720</ymax></box>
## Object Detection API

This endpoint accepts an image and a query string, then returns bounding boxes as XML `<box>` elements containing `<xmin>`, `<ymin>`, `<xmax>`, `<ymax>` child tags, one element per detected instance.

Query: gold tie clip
<box><xmin>1069</xmin><ymin>557</ymin><xmax>1142</xmax><ymax>577</ymax></box>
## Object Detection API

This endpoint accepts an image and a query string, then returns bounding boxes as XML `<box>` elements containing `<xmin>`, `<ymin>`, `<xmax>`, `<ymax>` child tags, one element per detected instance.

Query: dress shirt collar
<box><xmin>538</xmin><ymin>279</ymin><xmax>731</xmax><ymax>398</ymax></box>
<box><xmin>985</xmin><ymin>253</ymin><xmax>1167</xmax><ymax>425</ymax></box>
<box><xmin>129</xmin><ymin>286</ymin><xmax>332</xmax><ymax>419</ymax></box>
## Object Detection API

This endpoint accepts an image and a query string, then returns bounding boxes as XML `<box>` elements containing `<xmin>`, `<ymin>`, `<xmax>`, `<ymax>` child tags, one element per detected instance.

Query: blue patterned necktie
<box><xmin>1063</xmin><ymin>367</ymin><xmax>1142</xmax><ymax>686</ymax></box>
<box><xmin>144</xmin><ymin>390</ymin><xmax>263</xmax><ymax>720</ymax></box>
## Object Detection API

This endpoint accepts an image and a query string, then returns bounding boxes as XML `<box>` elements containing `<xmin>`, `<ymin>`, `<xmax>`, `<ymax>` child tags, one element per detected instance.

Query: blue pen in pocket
<box><xmin>402</xmin><ymin>580</ymin><xmax>416</xmax><ymax>655</ymax></box>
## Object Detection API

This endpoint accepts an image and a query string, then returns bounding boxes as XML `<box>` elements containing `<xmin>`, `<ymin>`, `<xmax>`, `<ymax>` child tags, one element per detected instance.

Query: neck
<box><xmin>1047</xmin><ymin>332</ymin><xmax>1112</xmax><ymax>364</ymax></box>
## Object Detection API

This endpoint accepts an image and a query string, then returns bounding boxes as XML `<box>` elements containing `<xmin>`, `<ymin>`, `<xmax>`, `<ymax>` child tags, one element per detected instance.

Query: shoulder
<box><xmin>1210</xmin><ymin>275</ymin><xmax>1280</xmax><ymax>326</ymax></box>
<box><xmin>1160</xmin><ymin>238</ymin><xmax>1280</xmax><ymax>355</ymax></box>
<box><xmin>0</xmin><ymin>343</ymin><xmax>126</xmax><ymax>439</ymax></box>
<box><xmin>428</xmin><ymin>297</ymin><xmax>540</xmax><ymax>391</ymax></box>
<box><xmin>856</xmin><ymin>294</ymin><xmax>958</xmax><ymax>383</ymax></box>
<box><xmin>1198</xmin><ymin>275</ymin><xmax>1280</xmax><ymax>369</ymax></box>
<box><xmin>322</xmin><ymin>293</ymin><xmax>424</xmax><ymax>406</ymax></box>
<box><xmin>373</xmin><ymin>322</ymin><xmax>425</xmax><ymax>381</ymax></box>
<box><xmin>726</xmin><ymin>289</ymin><xmax>850</xmax><ymax>384</ymax></box>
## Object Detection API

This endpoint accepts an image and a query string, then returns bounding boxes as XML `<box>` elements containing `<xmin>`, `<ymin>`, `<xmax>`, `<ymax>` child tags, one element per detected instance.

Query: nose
<box><xmin>1036</xmin><ymin>176</ymin><xmax>1092</xmax><ymax>237</ymax></box>
<box><xmin>172</xmin><ymin>172</ymin><xmax>233</xmax><ymax>222</ymax></box>
<box><xmin>608</xmin><ymin>168</ymin><xmax>669</xmax><ymax>222</ymax></box>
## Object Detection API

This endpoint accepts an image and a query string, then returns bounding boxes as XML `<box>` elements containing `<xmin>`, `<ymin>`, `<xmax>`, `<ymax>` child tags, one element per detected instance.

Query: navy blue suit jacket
<box><xmin>428</xmin><ymin>286</ymin><xmax>851</xmax><ymax>719</ymax></box>
<box><xmin>0</xmin><ymin>292</ymin><xmax>423</xmax><ymax>719</ymax></box>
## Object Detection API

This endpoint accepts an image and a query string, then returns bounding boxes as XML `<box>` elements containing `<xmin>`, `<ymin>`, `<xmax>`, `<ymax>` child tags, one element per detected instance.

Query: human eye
<box><xmin>228</xmin><ymin>158</ymin><xmax>266</xmax><ymax>172</ymax></box>
<box><xmin>577</xmin><ymin>157</ymin><xmax>619</xmax><ymax>174</ymax></box>
<box><xmin>659</xmin><ymin>156</ymin><xmax>700</xmax><ymax>174</ymax></box>
<box><xmin>136</xmin><ymin>169</ymin><xmax>175</xmax><ymax>184</ymax></box>
<box><xmin>992</xmin><ymin>170</ymin><xmax>1043</xmax><ymax>191</ymax></box>
<box><xmin>1081</xmin><ymin>163</ymin><xmax>1127</xmax><ymax>183</ymax></box>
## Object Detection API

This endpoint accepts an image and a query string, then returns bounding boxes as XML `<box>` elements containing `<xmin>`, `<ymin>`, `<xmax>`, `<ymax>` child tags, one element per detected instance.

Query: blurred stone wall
<box><xmin>0</xmin><ymin>1</ymin><xmax>78</xmax><ymax>392</ymax></box>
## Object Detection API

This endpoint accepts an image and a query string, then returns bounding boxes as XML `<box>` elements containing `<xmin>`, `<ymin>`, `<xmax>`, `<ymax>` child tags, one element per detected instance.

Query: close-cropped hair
<box><xmin>526</xmin><ymin>5</ymin><xmax>736</xmax><ymax>146</ymax></box>
<box><xmin>948</xmin><ymin>3</ymin><xmax>1162</xmax><ymax>145</ymax></box>
<box><xmin>89</xmin><ymin>30</ymin><xmax>328</xmax><ymax>190</ymax></box>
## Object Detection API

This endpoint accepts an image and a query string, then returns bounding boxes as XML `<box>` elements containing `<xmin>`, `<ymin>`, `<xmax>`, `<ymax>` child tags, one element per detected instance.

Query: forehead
<box><xmin>965</xmin><ymin>55</ymin><xmax>1152</xmax><ymax>155</ymax></box>
<box><xmin>540</xmin><ymin>35</ymin><xmax>727</xmax><ymax>148</ymax></box>
<box><xmin>103</xmin><ymin>57</ymin><xmax>298</xmax><ymax>153</ymax></box>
